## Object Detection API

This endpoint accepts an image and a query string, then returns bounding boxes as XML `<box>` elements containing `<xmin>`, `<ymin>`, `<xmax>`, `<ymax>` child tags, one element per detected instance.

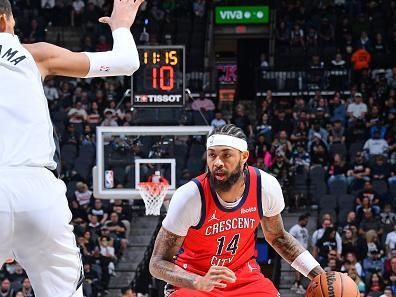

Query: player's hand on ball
<box><xmin>99</xmin><ymin>0</ymin><xmax>145</xmax><ymax>31</ymax></box>
<box><xmin>193</xmin><ymin>266</ymin><xmax>236</xmax><ymax>291</ymax></box>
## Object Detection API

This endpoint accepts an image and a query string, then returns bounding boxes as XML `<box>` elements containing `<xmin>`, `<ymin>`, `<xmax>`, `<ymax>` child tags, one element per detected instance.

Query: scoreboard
<box><xmin>131</xmin><ymin>45</ymin><xmax>185</xmax><ymax>107</ymax></box>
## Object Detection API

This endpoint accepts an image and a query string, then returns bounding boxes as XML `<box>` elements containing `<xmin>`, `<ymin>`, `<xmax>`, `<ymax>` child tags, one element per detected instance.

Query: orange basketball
<box><xmin>306</xmin><ymin>271</ymin><xmax>359</xmax><ymax>297</ymax></box>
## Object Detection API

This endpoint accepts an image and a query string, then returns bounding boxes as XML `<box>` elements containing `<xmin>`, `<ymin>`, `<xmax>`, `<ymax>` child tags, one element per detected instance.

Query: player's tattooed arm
<box><xmin>261</xmin><ymin>214</ymin><xmax>324</xmax><ymax>279</ymax></box>
<box><xmin>149</xmin><ymin>227</ymin><xmax>198</xmax><ymax>289</ymax></box>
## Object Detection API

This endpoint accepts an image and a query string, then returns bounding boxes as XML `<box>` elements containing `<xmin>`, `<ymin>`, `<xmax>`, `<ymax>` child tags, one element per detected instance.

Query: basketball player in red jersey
<box><xmin>149</xmin><ymin>124</ymin><xmax>325</xmax><ymax>296</ymax></box>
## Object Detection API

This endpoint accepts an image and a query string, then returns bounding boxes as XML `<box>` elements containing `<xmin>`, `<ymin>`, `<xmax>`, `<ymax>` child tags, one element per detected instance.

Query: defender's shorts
<box><xmin>166</xmin><ymin>260</ymin><xmax>279</xmax><ymax>297</ymax></box>
<box><xmin>0</xmin><ymin>167</ymin><xmax>83</xmax><ymax>297</ymax></box>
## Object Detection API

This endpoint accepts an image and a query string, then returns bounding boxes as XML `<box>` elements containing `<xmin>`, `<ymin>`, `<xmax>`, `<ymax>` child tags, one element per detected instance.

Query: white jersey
<box><xmin>0</xmin><ymin>33</ymin><xmax>57</xmax><ymax>170</ymax></box>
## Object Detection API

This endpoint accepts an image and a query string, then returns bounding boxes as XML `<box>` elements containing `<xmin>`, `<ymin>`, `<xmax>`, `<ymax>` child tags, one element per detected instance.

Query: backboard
<box><xmin>93</xmin><ymin>126</ymin><xmax>212</xmax><ymax>199</ymax></box>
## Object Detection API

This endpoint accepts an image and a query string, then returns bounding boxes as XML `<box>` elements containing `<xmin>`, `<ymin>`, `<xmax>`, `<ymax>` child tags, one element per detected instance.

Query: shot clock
<box><xmin>131</xmin><ymin>45</ymin><xmax>185</xmax><ymax>107</ymax></box>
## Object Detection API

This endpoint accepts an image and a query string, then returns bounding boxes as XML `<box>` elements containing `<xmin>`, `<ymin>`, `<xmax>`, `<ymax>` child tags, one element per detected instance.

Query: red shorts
<box><xmin>166</xmin><ymin>260</ymin><xmax>279</xmax><ymax>297</ymax></box>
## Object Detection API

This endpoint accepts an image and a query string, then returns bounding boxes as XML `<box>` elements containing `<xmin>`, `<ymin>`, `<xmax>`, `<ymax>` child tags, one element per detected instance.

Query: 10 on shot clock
<box><xmin>132</xmin><ymin>45</ymin><xmax>185</xmax><ymax>107</ymax></box>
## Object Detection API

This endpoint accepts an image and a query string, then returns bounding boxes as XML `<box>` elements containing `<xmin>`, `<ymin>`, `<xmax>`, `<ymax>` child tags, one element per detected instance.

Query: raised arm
<box><xmin>261</xmin><ymin>214</ymin><xmax>324</xmax><ymax>280</ymax></box>
<box><xmin>24</xmin><ymin>0</ymin><xmax>144</xmax><ymax>79</ymax></box>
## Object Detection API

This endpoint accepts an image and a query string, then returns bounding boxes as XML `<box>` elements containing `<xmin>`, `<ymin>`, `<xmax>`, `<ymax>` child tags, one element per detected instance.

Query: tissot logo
<box><xmin>135</xmin><ymin>95</ymin><xmax>182</xmax><ymax>103</ymax></box>
<box><xmin>241</xmin><ymin>207</ymin><xmax>256</xmax><ymax>214</ymax></box>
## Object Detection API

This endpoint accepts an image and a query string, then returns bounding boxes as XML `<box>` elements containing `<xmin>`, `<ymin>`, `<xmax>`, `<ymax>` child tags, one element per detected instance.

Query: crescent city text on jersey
<box><xmin>205</xmin><ymin>217</ymin><xmax>256</xmax><ymax>236</ymax></box>
<box><xmin>0</xmin><ymin>44</ymin><xmax>26</xmax><ymax>65</ymax></box>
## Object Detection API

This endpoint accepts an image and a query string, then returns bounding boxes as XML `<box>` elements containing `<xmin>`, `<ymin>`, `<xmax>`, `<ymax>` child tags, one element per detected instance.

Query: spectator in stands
<box><xmin>305</xmin><ymin>27</ymin><xmax>318</xmax><ymax>48</ymax></box>
<box><xmin>71</xmin><ymin>0</ymin><xmax>85</xmax><ymax>26</ymax></box>
<box><xmin>316</xmin><ymin>227</ymin><xmax>339</xmax><ymax>266</ymax></box>
<box><xmin>272</xmin><ymin>130</ymin><xmax>292</xmax><ymax>156</ymax></box>
<box><xmin>310</xmin><ymin>133</ymin><xmax>330</xmax><ymax>167</ymax></box>
<box><xmin>357</xmin><ymin>229</ymin><xmax>383</xmax><ymax>261</ymax></box>
<box><xmin>382</xmin><ymin>200</ymin><xmax>395</xmax><ymax>225</ymax></box>
<box><xmin>331</xmin><ymin>53</ymin><xmax>347</xmax><ymax>69</ymax></box>
<box><xmin>366</xmin><ymin>272</ymin><xmax>385</xmax><ymax>295</ymax></box>
<box><xmin>101</xmin><ymin>109</ymin><xmax>118</xmax><ymax>127</ymax></box>
<box><xmin>0</xmin><ymin>278</ymin><xmax>14</xmax><ymax>297</ymax></box>
<box><xmin>193</xmin><ymin>0</ymin><xmax>205</xmax><ymax>17</ymax></box>
<box><xmin>121</xmin><ymin>287</ymin><xmax>137</xmax><ymax>297</ymax></box>
<box><xmin>20</xmin><ymin>278</ymin><xmax>34</xmax><ymax>297</ymax></box>
<box><xmin>347</xmin><ymin>92</ymin><xmax>367</xmax><ymax>122</ymax></box>
<box><xmin>348</xmin><ymin>266</ymin><xmax>366</xmax><ymax>294</ymax></box>
<box><xmin>74</xmin><ymin>182</ymin><xmax>93</xmax><ymax>208</ymax></box>
<box><xmin>329</xmin><ymin>94</ymin><xmax>347</xmax><ymax>123</ymax></box>
<box><xmin>192</xmin><ymin>93</ymin><xmax>215</xmax><ymax>113</ymax></box>
<box><xmin>99</xmin><ymin>236</ymin><xmax>117</xmax><ymax>276</ymax></box>
<box><xmin>363</xmin><ymin>129</ymin><xmax>389</xmax><ymax>159</ymax></box>
<box><xmin>329</xmin><ymin>120</ymin><xmax>346</xmax><ymax>144</ymax></box>
<box><xmin>256</xmin><ymin>112</ymin><xmax>272</xmax><ymax>138</ymax></box>
<box><xmin>89</xmin><ymin>199</ymin><xmax>109</xmax><ymax>224</ymax></box>
<box><xmin>384</xmin><ymin>222</ymin><xmax>396</xmax><ymax>255</ymax></box>
<box><xmin>357</xmin><ymin>31</ymin><xmax>372</xmax><ymax>51</ymax></box>
<box><xmin>211</xmin><ymin>110</ymin><xmax>226</xmax><ymax>128</ymax></box>
<box><xmin>104</xmin><ymin>212</ymin><xmax>127</xmax><ymax>256</ymax></box>
<box><xmin>276</xmin><ymin>21</ymin><xmax>290</xmax><ymax>48</ymax></box>
<box><xmin>342</xmin><ymin>227</ymin><xmax>359</xmax><ymax>256</ymax></box>
<box><xmin>347</xmin><ymin>151</ymin><xmax>371</xmax><ymax>188</ymax></box>
<box><xmin>308</xmin><ymin>120</ymin><xmax>329</xmax><ymax>148</ymax></box>
<box><xmin>83</xmin><ymin>262</ymin><xmax>100</xmax><ymax>297</ymax></box>
<box><xmin>371</xmin><ymin>155</ymin><xmax>391</xmax><ymax>181</ymax></box>
<box><xmin>328</xmin><ymin>153</ymin><xmax>348</xmax><ymax>185</ymax></box>
<box><xmin>290</xmin><ymin>23</ymin><xmax>305</xmax><ymax>48</ymax></box>
<box><xmin>231</xmin><ymin>104</ymin><xmax>253</xmax><ymax>138</ymax></box>
<box><xmin>289</xmin><ymin>213</ymin><xmax>310</xmax><ymax>294</ymax></box>
<box><xmin>318</xmin><ymin>18</ymin><xmax>335</xmax><ymax>47</ymax></box>
<box><xmin>351</xmin><ymin>47</ymin><xmax>371</xmax><ymax>83</ymax></box>
<box><xmin>379</xmin><ymin>286</ymin><xmax>392</xmax><ymax>297</ymax></box>
<box><xmin>269</xmin><ymin>150</ymin><xmax>289</xmax><ymax>187</ymax></box>
<box><xmin>44</xmin><ymin>79</ymin><xmax>60</xmax><ymax>101</ymax></box>
<box><xmin>312</xmin><ymin>217</ymin><xmax>342</xmax><ymax>260</ymax></box>
<box><xmin>271</xmin><ymin>109</ymin><xmax>293</xmax><ymax>135</ymax></box>
<box><xmin>290</xmin><ymin>143</ymin><xmax>310</xmax><ymax>175</ymax></box>
<box><xmin>359</xmin><ymin>208</ymin><xmax>382</xmax><ymax>236</ymax></box>
<box><xmin>340</xmin><ymin>252</ymin><xmax>364</xmax><ymax>277</ymax></box>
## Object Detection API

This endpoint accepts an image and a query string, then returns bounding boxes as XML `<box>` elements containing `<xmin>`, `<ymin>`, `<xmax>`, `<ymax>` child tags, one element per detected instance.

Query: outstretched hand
<box><xmin>99</xmin><ymin>0</ymin><xmax>145</xmax><ymax>31</ymax></box>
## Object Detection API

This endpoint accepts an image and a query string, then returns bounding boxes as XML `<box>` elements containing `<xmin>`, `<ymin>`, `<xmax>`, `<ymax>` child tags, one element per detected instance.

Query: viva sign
<box><xmin>215</xmin><ymin>6</ymin><xmax>269</xmax><ymax>25</ymax></box>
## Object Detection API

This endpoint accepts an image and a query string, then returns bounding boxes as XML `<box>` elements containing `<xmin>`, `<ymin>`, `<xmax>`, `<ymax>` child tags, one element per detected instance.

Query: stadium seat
<box><xmin>390</xmin><ymin>182</ymin><xmax>396</xmax><ymax>198</ymax></box>
<box><xmin>337</xmin><ymin>194</ymin><xmax>355</xmax><ymax>212</ymax></box>
<box><xmin>328</xmin><ymin>179</ymin><xmax>348</xmax><ymax>195</ymax></box>
<box><xmin>348</xmin><ymin>141</ymin><xmax>364</xmax><ymax>160</ymax></box>
<box><xmin>329</xmin><ymin>143</ymin><xmax>347</xmax><ymax>157</ymax></box>
<box><xmin>372</xmin><ymin>180</ymin><xmax>389</xmax><ymax>196</ymax></box>
<box><xmin>319</xmin><ymin>194</ymin><xmax>337</xmax><ymax>211</ymax></box>
<box><xmin>309</xmin><ymin>166</ymin><xmax>326</xmax><ymax>184</ymax></box>
<box><xmin>61</xmin><ymin>144</ymin><xmax>77</xmax><ymax>171</ymax></box>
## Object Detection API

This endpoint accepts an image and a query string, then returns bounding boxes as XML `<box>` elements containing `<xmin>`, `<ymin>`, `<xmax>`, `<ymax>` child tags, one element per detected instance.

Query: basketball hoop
<box><xmin>137</xmin><ymin>182</ymin><xmax>169</xmax><ymax>216</ymax></box>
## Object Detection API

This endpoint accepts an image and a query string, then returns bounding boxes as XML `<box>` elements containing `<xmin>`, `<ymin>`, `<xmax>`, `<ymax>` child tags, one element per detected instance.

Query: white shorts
<box><xmin>0</xmin><ymin>167</ymin><xmax>83</xmax><ymax>297</ymax></box>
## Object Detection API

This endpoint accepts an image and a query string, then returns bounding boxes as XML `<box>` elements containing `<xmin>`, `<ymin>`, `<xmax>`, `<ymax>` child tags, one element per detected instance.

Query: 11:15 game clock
<box><xmin>131</xmin><ymin>45</ymin><xmax>185</xmax><ymax>107</ymax></box>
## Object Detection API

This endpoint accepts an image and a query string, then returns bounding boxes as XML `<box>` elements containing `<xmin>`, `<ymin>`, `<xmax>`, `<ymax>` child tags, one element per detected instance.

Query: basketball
<box><xmin>306</xmin><ymin>271</ymin><xmax>359</xmax><ymax>297</ymax></box>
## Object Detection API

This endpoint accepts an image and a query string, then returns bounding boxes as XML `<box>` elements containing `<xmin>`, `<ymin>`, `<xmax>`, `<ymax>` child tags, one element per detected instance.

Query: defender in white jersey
<box><xmin>0</xmin><ymin>0</ymin><xmax>143</xmax><ymax>296</ymax></box>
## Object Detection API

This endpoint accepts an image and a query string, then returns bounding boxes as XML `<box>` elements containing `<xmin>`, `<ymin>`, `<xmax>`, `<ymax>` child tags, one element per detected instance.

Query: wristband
<box><xmin>291</xmin><ymin>250</ymin><xmax>320</xmax><ymax>277</ymax></box>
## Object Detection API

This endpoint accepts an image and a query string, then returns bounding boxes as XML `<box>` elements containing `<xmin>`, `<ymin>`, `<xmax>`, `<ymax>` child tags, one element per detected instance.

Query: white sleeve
<box><xmin>260</xmin><ymin>170</ymin><xmax>285</xmax><ymax>217</ymax></box>
<box><xmin>83</xmin><ymin>28</ymin><xmax>140</xmax><ymax>78</ymax></box>
<box><xmin>162</xmin><ymin>181</ymin><xmax>202</xmax><ymax>236</ymax></box>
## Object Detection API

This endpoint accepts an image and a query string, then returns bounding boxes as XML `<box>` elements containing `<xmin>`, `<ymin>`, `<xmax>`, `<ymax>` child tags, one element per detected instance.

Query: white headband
<box><xmin>207</xmin><ymin>134</ymin><xmax>248</xmax><ymax>152</ymax></box>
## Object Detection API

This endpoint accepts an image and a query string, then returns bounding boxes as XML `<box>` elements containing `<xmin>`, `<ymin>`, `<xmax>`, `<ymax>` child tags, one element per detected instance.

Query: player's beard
<box><xmin>209</xmin><ymin>163</ymin><xmax>243</xmax><ymax>193</ymax></box>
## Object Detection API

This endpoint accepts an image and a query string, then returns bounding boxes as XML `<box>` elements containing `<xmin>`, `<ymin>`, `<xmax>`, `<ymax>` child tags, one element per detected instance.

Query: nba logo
<box><xmin>105</xmin><ymin>170</ymin><xmax>114</xmax><ymax>189</ymax></box>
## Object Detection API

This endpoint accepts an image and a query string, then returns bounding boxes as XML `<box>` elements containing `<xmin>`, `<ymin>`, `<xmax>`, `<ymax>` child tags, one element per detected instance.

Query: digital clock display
<box><xmin>132</xmin><ymin>46</ymin><xmax>185</xmax><ymax>107</ymax></box>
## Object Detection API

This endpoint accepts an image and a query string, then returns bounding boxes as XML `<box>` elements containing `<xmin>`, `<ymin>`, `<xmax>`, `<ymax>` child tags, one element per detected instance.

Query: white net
<box><xmin>137</xmin><ymin>182</ymin><xmax>169</xmax><ymax>216</ymax></box>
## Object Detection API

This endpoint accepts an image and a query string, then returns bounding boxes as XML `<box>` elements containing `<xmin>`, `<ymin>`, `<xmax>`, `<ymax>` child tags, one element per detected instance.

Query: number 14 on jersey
<box><xmin>211</xmin><ymin>234</ymin><xmax>240</xmax><ymax>266</ymax></box>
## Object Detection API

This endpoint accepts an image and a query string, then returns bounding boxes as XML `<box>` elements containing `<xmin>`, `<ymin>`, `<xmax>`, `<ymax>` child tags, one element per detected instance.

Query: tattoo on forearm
<box><xmin>269</xmin><ymin>232</ymin><xmax>306</xmax><ymax>264</ymax></box>
<box><xmin>149</xmin><ymin>228</ymin><xmax>198</xmax><ymax>290</ymax></box>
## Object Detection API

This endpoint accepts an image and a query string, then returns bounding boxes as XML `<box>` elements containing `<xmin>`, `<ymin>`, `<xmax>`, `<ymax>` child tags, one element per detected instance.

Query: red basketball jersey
<box><xmin>174</xmin><ymin>166</ymin><xmax>263</xmax><ymax>275</ymax></box>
